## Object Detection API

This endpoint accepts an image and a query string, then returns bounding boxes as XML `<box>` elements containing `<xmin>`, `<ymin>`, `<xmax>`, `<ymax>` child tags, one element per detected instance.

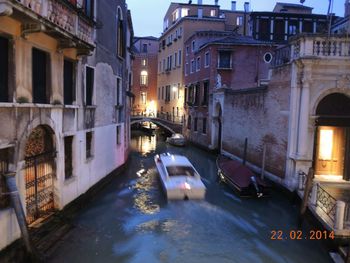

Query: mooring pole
<box><xmin>243</xmin><ymin>138</ymin><xmax>248</xmax><ymax>165</ymax></box>
<box><xmin>4</xmin><ymin>172</ymin><xmax>37</xmax><ymax>259</ymax></box>
<box><xmin>261</xmin><ymin>144</ymin><xmax>266</xmax><ymax>180</ymax></box>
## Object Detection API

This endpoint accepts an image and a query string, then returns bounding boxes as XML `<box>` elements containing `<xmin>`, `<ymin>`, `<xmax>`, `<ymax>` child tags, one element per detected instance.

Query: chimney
<box><xmin>346</xmin><ymin>0</ymin><xmax>350</xmax><ymax>17</ymax></box>
<box><xmin>198</xmin><ymin>0</ymin><xmax>202</xmax><ymax>5</ymax></box>
<box><xmin>215</xmin><ymin>0</ymin><xmax>219</xmax><ymax>6</ymax></box>
<box><xmin>244</xmin><ymin>2</ymin><xmax>250</xmax><ymax>12</ymax></box>
<box><xmin>198</xmin><ymin>8</ymin><xmax>203</xmax><ymax>18</ymax></box>
<box><xmin>231</xmin><ymin>1</ymin><xmax>236</xmax><ymax>11</ymax></box>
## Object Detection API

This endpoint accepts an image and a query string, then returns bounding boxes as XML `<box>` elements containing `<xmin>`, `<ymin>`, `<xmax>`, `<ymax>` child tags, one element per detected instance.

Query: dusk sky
<box><xmin>126</xmin><ymin>0</ymin><xmax>345</xmax><ymax>37</ymax></box>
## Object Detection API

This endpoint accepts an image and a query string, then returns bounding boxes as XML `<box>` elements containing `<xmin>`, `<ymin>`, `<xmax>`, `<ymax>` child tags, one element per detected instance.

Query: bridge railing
<box><xmin>157</xmin><ymin>112</ymin><xmax>183</xmax><ymax>124</ymax></box>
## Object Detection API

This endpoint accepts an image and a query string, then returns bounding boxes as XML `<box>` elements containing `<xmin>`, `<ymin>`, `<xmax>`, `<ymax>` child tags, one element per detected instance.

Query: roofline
<box><xmin>199</xmin><ymin>40</ymin><xmax>274</xmax><ymax>51</ymax></box>
<box><xmin>171</xmin><ymin>2</ymin><xmax>220</xmax><ymax>8</ymax></box>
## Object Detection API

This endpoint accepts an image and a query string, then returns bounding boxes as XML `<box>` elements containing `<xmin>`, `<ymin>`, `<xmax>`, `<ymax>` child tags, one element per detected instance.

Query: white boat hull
<box><xmin>155</xmin><ymin>154</ymin><xmax>206</xmax><ymax>200</ymax></box>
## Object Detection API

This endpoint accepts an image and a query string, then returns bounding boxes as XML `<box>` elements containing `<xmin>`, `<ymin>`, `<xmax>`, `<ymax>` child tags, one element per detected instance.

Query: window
<box><xmin>202</xmin><ymin>81</ymin><xmax>209</xmax><ymax>105</ymax></box>
<box><xmin>32</xmin><ymin>48</ymin><xmax>50</xmax><ymax>104</ymax></box>
<box><xmin>204</xmin><ymin>51</ymin><xmax>210</xmax><ymax>67</ymax></box>
<box><xmin>141</xmin><ymin>92</ymin><xmax>147</xmax><ymax>105</ymax></box>
<box><xmin>182</xmin><ymin>8</ymin><xmax>189</xmax><ymax>17</ymax></box>
<box><xmin>202</xmin><ymin>118</ymin><xmax>207</xmax><ymax>134</ymax></box>
<box><xmin>0</xmin><ymin>148</ymin><xmax>11</xmax><ymax>209</ymax></box>
<box><xmin>176</xmin><ymin>107</ymin><xmax>179</xmax><ymax>117</ymax></box>
<box><xmin>196</xmin><ymin>57</ymin><xmax>201</xmax><ymax>71</ymax></box>
<box><xmin>83</xmin><ymin>0</ymin><xmax>94</xmax><ymax>19</ymax></box>
<box><xmin>161</xmin><ymin>86</ymin><xmax>164</xmax><ymax>100</ymax></box>
<box><xmin>236</xmin><ymin>16</ymin><xmax>243</xmax><ymax>26</ymax></box>
<box><xmin>86</xmin><ymin>132</ymin><xmax>93</xmax><ymax>159</ymax></box>
<box><xmin>117</xmin><ymin>7</ymin><xmax>125</xmax><ymax>58</ymax></box>
<box><xmin>179</xmin><ymin>27</ymin><xmax>183</xmax><ymax>37</ymax></box>
<box><xmin>64</xmin><ymin>59</ymin><xmax>75</xmax><ymax>105</ymax></box>
<box><xmin>163</xmin><ymin>59</ymin><xmax>166</xmax><ymax>71</ymax></box>
<box><xmin>187</xmin><ymin>115</ymin><xmax>191</xmax><ymax>129</ymax></box>
<box><xmin>178</xmin><ymin>50</ymin><xmax>182</xmax><ymax>65</ymax></box>
<box><xmin>210</xmin><ymin>9</ymin><xmax>216</xmax><ymax>16</ymax></box>
<box><xmin>140</xmin><ymin>70</ymin><xmax>148</xmax><ymax>85</ymax></box>
<box><xmin>142</xmin><ymin>44</ymin><xmax>148</xmax><ymax>53</ymax></box>
<box><xmin>116</xmin><ymin>125</ymin><xmax>121</xmax><ymax>145</ymax></box>
<box><xmin>0</xmin><ymin>36</ymin><xmax>9</xmax><ymax>102</ymax></box>
<box><xmin>263</xmin><ymin>52</ymin><xmax>273</xmax><ymax>63</ymax></box>
<box><xmin>64</xmin><ymin>136</ymin><xmax>73</xmax><ymax>180</ymax></box>
<box><xmin>218</xmin><ymin>51</ymin><xmax>231</xmax><ymax>69</ymax></box>
<box><xmin>166</xmin><ymin>166</ymin><xmax>198</xmax><ymax>177</ymax></box>
<box><xmin>165</xmin><ymin>85</ymin><xmax>170</xmax><ymax>102</ymax></box>
<box><xmin>158</xmin><ymin>87</ymin><xmax>160</xmax><ymax>100</ymax></box>
<box><xmin>288</xmin><ymin>20</ymin><xmax>298</xmax><ymax>35</ymax></box>
<box><xmin>186</xmin><ymin>46</ymin><xmax>189</xmax><ymax>55</ymax></box>
<box><xmin>172</xmin><ymin>9</ymin><xmax>179</xmax><ymax>22</ymax></box>
<box><xmin>174</xmin><ymin>52</ymin><xmax>177</xmax><ymax>67</ymax></box>
<box><xmin>85</xmin><ymin>66</ymin><xmax>94</xmax><ymax>105</ymax></box>
<box><xmin>141</xmin><ymin>58</ymin><xmax>147</xmax><ymax>66</ymax></box>
<box><xmin>116</xmin><ymin>77</ymin><xmax>122</xmax><ymax>105</ymax></box>
<box><xmin>194</xmin><ymin>117</ymin><xmax>198</xmax><ymax>132</ymax></box>
<box><xmin>194</xmin><ymin>83</ymin><xmax>200</xmax><ymax>105</ymax></box>
<box><xmin>191</xmin><ymin>40</ymin><xmax>195</xmax><ymax>52</ymax></box>
<box><xmin>185</xmin><ymin>63</ymin><xmax>189</xmax><ymax>76</ymax></box>
<box><xmin>191</xmin><ymin>60</ymin><xmax>195</xmax><ymax>73</ymax></box>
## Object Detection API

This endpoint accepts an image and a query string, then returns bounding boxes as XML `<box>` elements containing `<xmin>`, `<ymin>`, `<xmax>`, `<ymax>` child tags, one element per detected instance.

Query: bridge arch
<box><xmin>130</xmin><ymin>117</ymin><xmax>178</xmax><ymax>134</ymax></box>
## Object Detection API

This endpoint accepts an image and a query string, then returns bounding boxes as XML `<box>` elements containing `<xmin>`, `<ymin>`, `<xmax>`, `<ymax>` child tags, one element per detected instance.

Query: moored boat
<box><xmin>216</xmin><ymin>155</ymin><xmax>270</xmax><ymax>198</ymax></box>
<box><xmin>166</xmin><ymin>133</ymin><xmax>186</xmax><ymax>146</ymax></box>
<box><xmin>154</xmin><ymin>153</ymin><xmax>206</xmax><ymax>200</ymax></box>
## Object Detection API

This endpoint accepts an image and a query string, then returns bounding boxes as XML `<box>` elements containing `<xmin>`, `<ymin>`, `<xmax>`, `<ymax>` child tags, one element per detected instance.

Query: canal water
<box><xmin>48</xmin><ymin>130</ymin><xmax>332</xmax><ymax>263</ymax></box>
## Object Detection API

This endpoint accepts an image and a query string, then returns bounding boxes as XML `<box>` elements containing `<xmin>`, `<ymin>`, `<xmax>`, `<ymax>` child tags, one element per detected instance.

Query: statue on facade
<box><xmin>216</xmin><ymin>74</ymin><xmax>222</xmax><ymax>89</ymax></box>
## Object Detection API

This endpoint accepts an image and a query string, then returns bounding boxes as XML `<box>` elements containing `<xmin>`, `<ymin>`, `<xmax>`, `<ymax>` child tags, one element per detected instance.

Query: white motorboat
<box><xmin>166</xmin><ymin>133</ymin><xmax>186</xmax><ymax>146</ymax></box>
<box><xmin>154</xmin><ymin>153</ymin><xmax>206</xmax><ymax>200</ymax></box>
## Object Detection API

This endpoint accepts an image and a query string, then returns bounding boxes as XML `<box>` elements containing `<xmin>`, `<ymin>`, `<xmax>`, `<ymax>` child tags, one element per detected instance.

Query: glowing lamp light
<box><xmin>172</xmin><ymin>86</ymin><xmax>178</xmax><ymax>92</ymax></box>
<box><xmin>319</xmin><ymin>129</ymin><xmax>333</xmax><ymax>160</ymax></box>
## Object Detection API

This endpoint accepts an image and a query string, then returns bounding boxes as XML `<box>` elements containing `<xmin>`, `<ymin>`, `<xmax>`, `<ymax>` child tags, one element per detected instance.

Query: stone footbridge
<box><xmin>130</xmin><ymin>116</ymin><xmax>183</xmax><ymax>134</ymax></box>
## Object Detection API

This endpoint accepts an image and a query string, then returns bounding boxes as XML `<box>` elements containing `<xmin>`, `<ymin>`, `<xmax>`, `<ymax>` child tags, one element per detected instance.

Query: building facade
<box><xmin>157</xmin><ymin>1</ymin><xmax>249</xmax><ymax>124</ymax></box>
<box><xmin>250</xmin><ymin>2</ymin><xmax>330</xmax><ymax>43</ymax></box>
<box><xmin>0</xmin><ymin>0</ymin><xmax>132</xmax><ymax>251</ymax></box>
<box><xmin>131</xmin><ymin>36</ymin><xmax>158</xmax><ymax>116</ymax></box>
<box><xmin>183</xmin><ymin>31</ymin><xmax>273</xmax><ymax>149</ymax></box>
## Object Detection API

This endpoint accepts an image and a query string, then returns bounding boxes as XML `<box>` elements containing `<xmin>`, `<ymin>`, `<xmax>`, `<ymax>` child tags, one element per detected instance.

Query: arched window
<box><xmin>117</xmin><ymin>6</ymin><xmax>125</xmax><ymax>58</ymax></box>
<box><xmin>140</xmin><ymin>70</ymin><xmax>148</xmax><ymax>85</ymax></box>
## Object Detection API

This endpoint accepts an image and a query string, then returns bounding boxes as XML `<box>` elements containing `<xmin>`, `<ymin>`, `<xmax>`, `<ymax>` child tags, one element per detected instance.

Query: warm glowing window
<box><xmin>140</xmin><ymin>92</ymin><xmax>147</xmax><ymax>105</ymax></box>
<box><xmin>210</xmin><ymin>10</ymin><xmax>216</xmax><ymax>16</ymax></box>
<box><xmin>140</xmin><ymin>70</ymin><xmax>148</xmax><ymax>85</ymax></box>
<box><xmin>319</xmin><ymin>129</ymin><xmax>333</xmax><ymax>160</ymax></box>
<box><xmin>182</xmin><ymin>8</ymin><xmax>189</xmax><ymax>17</ymax></box>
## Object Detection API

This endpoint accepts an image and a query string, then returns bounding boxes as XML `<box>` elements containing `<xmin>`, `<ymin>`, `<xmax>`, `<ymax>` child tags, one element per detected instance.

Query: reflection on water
<box><xmin>130</xmin><ymin>131</ymin><xmax>157</xmax><ymax>156</ymax></box>
<box><xmin>48</xmin><ymin>130</ymin><xmax>332</xmax><ymax>263</ymax></box>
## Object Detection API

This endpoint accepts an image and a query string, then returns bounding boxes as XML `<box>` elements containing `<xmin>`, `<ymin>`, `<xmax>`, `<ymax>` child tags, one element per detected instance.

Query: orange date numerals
<box><xmin>270</xmin><ymin>230</ymin><xmax>335</xmax><ymax>240</ymax></box>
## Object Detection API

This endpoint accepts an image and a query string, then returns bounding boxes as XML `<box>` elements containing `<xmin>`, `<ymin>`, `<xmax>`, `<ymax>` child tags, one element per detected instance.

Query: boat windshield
<box><xmin>166</xmin><ymin>166</ymin><xmax>197</xmax><ymax>177</ymax></box>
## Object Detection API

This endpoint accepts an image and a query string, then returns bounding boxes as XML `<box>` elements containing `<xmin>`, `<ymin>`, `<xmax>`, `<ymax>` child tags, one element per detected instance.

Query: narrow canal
<box><xmin>48</xmin><ymin>130</ymin><xmax>332</xmax><ymax>263</ymax></box>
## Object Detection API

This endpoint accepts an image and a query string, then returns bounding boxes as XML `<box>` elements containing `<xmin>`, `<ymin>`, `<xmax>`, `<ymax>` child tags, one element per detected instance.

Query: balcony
<box><xmin>1</xmin><ymin>0</ymin><xmax>95</xmax><ymax>53</ymax></box>
<box><xmin>290</xmin><ymin>34</ymin><xmax>350</xmax><ymax>60</ymax></box>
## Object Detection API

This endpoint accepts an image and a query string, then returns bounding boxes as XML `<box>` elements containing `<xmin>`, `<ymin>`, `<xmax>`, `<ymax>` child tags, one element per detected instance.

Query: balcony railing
<box><xmin>291</xmin><ymin>34</ymin><xmax>350</xmax><ymax>59</ymax></box>
<box><xmin>12</xmin><ymin>0</ymin><xmax>94</xmax><ymax>45</ymax></box>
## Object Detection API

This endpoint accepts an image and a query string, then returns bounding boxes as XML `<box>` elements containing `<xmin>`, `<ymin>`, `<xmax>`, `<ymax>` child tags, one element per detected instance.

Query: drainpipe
<box><xmin>4</xmin><ymin>172</ymin><xmax>37</xmax><ymax>259</ymax></box>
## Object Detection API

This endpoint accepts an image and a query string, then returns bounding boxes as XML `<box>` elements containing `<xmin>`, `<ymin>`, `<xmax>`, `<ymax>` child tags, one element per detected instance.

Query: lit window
<box><xmin>236</xmin><ymin>16</ymin><xmax>243</xmax><ymax>26</ymax></box>
<box><xmin>140</xmin><ymin>92</ymin><xmax>147</xmax><ymax>105</ymax></box>
<box><xmin>141</xmin><ymin>58</ymin><xmax>147</xmax><ymax>66</ymax></box>
<box><xmin>319</xmin><ymin>129</ymin><xmax>333</xmax><ymax>160</ymax></box>
<box><xmin>210</xmin><ymin>10</ymin><xmax>216</xmax><ymax>16</ymax></box>
<box><xmin>182</xmin><ymin>8</ymin><xmax>189</xmax><ymax>17</ymax></box>
<box><xmin>140</xmin><ymin>70</ymin><xmax>148</xmax><ymax>85</ymax></box>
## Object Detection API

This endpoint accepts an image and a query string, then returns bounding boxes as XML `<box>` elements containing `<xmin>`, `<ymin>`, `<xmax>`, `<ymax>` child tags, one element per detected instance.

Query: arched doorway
<box><xmin>24</xmin><ymin>125</ymin><xmax>56</xmax><ymax>224</ymax></box>
<box><xmin>314</xmin><ymin>93</ymin><xmax>350</xmax><ymax>180</ymax></box>
<box><xmin>212</xmin><ymin>103</ymin><xmax>222</xmax><ymax>152</ymax></box>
